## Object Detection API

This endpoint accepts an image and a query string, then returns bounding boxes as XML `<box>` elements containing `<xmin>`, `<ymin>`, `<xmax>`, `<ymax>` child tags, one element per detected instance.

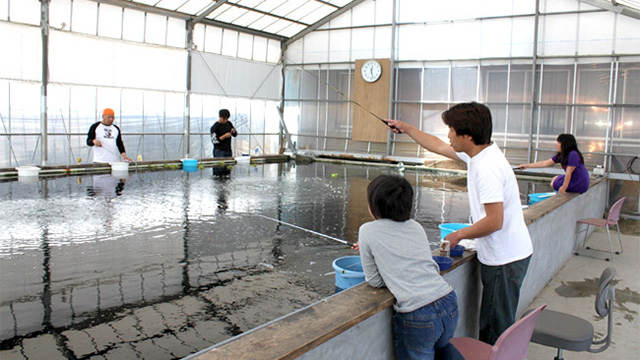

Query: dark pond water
<box><xmin>0</xmin><ymin>161</ymin><xmax>550</xmax><ymax>359</ymax></box>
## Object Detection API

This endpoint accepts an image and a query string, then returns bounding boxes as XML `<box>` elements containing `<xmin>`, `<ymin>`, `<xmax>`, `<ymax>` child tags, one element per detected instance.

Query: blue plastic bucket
<box><xmin>332</xmin><ymin>256</ymin><xmax>365</xmax><ymax>293</ymax></box>
<box><xmin>528</xmin><ymin>192</ymin><xmax>556</xmax><ymax>205</ymax></box>
<box><xmin>438</xmin><ymin>223</ymin><xmax>471</xmax><ymax>240</ymax></box>
<box><xmin>181</xmin><ymin>158</ymin><xmax>198</xmax><ymax>171</ymax></box>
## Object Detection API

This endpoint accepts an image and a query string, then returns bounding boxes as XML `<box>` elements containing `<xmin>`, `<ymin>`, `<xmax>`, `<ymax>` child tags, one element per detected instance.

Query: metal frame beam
<box><xmin>93</xmin><ymin>0</ymin><xmax>191</xmax><ymax>20</ymax></box>
<box><xmin>284</xmin><ymin>0</ymin><xmax>368</xmax><ymax>46</ymax></box>
<box><xmin>192</xmin><ymin>0</ymin><xmax>228</xmax><ymax>24</ymax></box>
<box><xmin>225</xmin><ymin>2</ymin><xmax>310</xmax><ymax>27</ymax></box>
<box><xmin>314</xmin><ymin>0</ymin><xmax>340</xmax><ymax>9</ymax></box>
<box><xmin>200</xmin><ymin>18</ymin><xmax>287</xmax><ymax>41</ymax></box>
<box><xmin>577</xmin><ymin>0</ymin><xmax>640</xmax><ymax>20</ymax></box>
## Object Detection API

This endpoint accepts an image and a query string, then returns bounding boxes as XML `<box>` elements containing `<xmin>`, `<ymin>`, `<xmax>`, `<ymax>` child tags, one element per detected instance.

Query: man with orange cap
<box><xmin>86</xmin><ymin>108</ymin><xmax>132</xmax><ymax>163</ymax></box>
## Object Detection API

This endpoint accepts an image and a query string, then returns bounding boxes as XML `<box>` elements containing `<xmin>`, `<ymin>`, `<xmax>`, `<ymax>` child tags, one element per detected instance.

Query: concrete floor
<box><xmin>526</xmin><ymin>224</ymin><xmax>640</xmax><ymax>359</ymax></box>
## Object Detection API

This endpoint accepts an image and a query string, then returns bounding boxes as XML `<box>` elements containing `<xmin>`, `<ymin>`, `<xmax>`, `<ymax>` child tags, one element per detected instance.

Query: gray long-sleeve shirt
<box><xmin>359</xmin><ymin>219</ymin><xmax>453</xmax><ymax>313</ymax></box>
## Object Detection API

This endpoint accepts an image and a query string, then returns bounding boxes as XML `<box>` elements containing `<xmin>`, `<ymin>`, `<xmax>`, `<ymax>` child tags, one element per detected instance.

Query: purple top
<box><xmin>551</xmin><ymin>151</ymin><xmax>590</xmax><ymax>193</ymax></box>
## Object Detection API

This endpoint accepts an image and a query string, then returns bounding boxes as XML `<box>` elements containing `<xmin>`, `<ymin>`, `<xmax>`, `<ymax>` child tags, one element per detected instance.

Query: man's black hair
<box><xmin>367</xmin><ymin>175</ymin><xmax>413</xmax><ymax>222</ymax></box>
<box><xmin>219</xmin><ymin>109</ymin><xmax>231</xmax><ymax>119</ymax></box>
<box><xmin>442</xmin><ymin>102</ymin><xmax>492</xmax><ymax>145</ymax></box>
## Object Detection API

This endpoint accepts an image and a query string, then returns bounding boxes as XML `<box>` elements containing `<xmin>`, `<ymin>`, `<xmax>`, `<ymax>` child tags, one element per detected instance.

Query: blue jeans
<box><xmin>214</xmin><ymin>148</ymin><xmax>232</xmax><ymax>158</ymax></box>
<box><xmin>393</xmin><ymin>291</ymin><xmax>463</xmax><ymax>360</ymax></box>
<box><xmin>479</xmin><ymin>255</ymin><xmax>532</xmax><ymax>345</ymax></box>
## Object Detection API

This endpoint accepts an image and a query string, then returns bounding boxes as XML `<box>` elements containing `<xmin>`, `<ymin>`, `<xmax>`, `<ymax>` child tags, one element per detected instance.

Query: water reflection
<box><xmin>87</xmin><ymin>174</ymin><xmax>126</xmax><ymax>198</ymax></box>
<box><xmin>0</xmin><ymin>163</ymin><xmax>547</xmax><ymax>359</ymax></box>
<box><xmin>212</xmin><ymin>164</ymin><xmax>231</xmax><ymax>178</ymax></box>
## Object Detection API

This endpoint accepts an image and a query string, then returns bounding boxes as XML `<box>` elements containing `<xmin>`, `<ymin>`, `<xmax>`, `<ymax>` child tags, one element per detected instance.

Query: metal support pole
<box><xmin>40</xmin><ymin>0</ymin><xmax>50</xmax><ymax>166</ymax></box>
<box><xmin>527</xmin><ymin>0</ymin><xmax>541</xmax><ymax>163</ymax></box>
<box><xmin>387</xmin><ymin>0</ymin><xmax>398</xmax><ymax>156</ymax></box>
<box><xmin>278</xmin><ymin>41</ymin><xmax>295</xmax><ymax>153</ymax></box>
<box><xmin>607</xmin><ymin>61</ymin><xmax>619</xmax><ymax>174</ymax></box>
<box><xmin>603</xmin><ymin>60</ymin><xmax>615</xmax><ymax>172</ymax></box>
<box><xmin>184</xmin><ymin>21</ymin><xmax>193</xmax><ymax>158</ymax></box>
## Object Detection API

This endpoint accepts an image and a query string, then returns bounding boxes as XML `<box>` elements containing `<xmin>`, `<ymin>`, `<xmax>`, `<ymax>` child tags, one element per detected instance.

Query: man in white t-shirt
<box><xmin>387</xmin><ymin>102</ymin><xmax>533</xmax><ymax>345</ymax></box>
<box><xmin>86</xmin><ymin>108</ymin><xmax>132</xmax><ymax>163</ymax></box>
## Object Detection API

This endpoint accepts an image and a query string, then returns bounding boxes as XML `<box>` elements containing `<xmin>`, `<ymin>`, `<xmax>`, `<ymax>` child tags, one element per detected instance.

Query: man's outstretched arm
<box><xmin>385</xmin><ymin>120</ymin><xmax>460</xmax><ymax>161</ymax></box>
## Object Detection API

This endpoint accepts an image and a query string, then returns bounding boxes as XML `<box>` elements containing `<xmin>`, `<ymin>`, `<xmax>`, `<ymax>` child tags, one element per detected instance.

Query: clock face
<box><xmin>361</xmin><ymin>60</ymin><xmax>382</xmax><ymax>83</ymax></box>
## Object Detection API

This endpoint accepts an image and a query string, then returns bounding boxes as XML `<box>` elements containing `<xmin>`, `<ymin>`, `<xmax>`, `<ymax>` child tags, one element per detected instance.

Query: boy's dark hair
<box><xmin>556</xmin><ymin>133</ymin><xmax>584</xmax><ymax>166</ymax></box>
<box><xmin>219</xmin><ymin>109</ymin><xmax>231</xmax><ymax>119</ymax></box>
<box><xmin>441</xmin><ymin>102</ymin><xmax>492</xmax><ymax>145</ymax></box>
<box><xmin>367</xmin><ymin>175</ymin><xmax>413</xmax><ymax>222</ymax></box>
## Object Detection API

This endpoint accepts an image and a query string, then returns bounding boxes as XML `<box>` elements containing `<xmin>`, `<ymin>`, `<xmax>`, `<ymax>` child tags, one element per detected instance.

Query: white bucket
<box><xmin>17</xmin><ymin>166</ymin><xmax>41</xmax><ymax>177</ymax></box>
<box><xmin>111</xmin><ymin>170</ymin><xmax>129</xmax><ymax>179</ymax></box>
<box><xmin>18</xmin><ymin>175</ymin><xmax>40</xmax><ymax>183</ymax></box>
<box><xmin>110</xmin><ymin>162</ymin><xmax>129</xmax><ymax>172</ymax></box>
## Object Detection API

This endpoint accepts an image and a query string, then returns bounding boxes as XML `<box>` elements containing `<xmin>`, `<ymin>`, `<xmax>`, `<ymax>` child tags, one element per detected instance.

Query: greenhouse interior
<box><xmin>1</xmin><ymin>0</ymin><xmax>639</xmax><ymax>359</ymax></box>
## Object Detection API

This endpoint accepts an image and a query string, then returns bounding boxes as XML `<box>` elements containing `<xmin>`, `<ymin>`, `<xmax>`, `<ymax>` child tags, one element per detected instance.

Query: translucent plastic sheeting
<box><xmin>49</xmin><ymin>0</ymin><xmax>71</xmax><ymax>31</ymax></box>
<box><xmin>98</xmin><ymin>3</ymin><xmax>124</xmax><ymax>39</ymax></box>
<box><xmin>48</xmin><ymin>30</ymin><xmax>187</xmax><ymax>92</ymax></box>
<box><xmin>8</xmin><ymin>0</ymin><xmax>40</xmax><ymax>26</ymax></box>
<box><xmin>0</xmin><ymin>0</ymin><xmax>8</xmax><ymax>21</ymax></box>
<box><xmin>397</xmin><ymin>0</ymin><xmax>536</xmax><ymax>23</ymax></box>
<box><xmin>538</xmin><ymin>13</ymin><xmax>579</xmax><ymax>56</ymax></box>
<box><xmin>194</xmin><ymin>23</ymin><xmax>280</xmax><ymax>63</ymax></box>
<box><xmin>72</xmin><ymin>0</ymin><xmax>98</xmax><ymax>35</ymax></box>
<box><xmin>191</xmin><ymin>51</ymin><xmax>282</xmax><ymax>100</ymax></box>
<box><xmin>577</xmin><ymin>12</ymin><xmax>616</xmax><ymax>55</ymax></box>
<box><xmin>0</xmin><ymin>22</ymin><xmax>41</xmax><ymax>82</ymax></box>
<box><xmin>616</xmin><ymin>15</ymin><xmax>640</xmax><ymax>53</ymax></box>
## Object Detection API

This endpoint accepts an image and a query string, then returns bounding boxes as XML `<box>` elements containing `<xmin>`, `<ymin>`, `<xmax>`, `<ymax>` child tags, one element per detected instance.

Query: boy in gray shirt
<box><xmin>356</xmin><ymin>175</ymin><xmax>461</xmax><ymax>359</ymax></box>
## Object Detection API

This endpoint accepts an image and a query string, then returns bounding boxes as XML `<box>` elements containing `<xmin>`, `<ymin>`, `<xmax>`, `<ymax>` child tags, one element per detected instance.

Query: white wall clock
<box><xmin>361</xmin><ymin>60</ymin><xmax>382</xmax><ymax>83</ymax></box>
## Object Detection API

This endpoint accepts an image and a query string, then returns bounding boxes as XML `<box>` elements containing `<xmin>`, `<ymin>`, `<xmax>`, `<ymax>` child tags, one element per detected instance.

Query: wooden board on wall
<box><xmin>352</xmin><ymin>59</ymin><xmax>391</xmax><ymax>143</ymax></box>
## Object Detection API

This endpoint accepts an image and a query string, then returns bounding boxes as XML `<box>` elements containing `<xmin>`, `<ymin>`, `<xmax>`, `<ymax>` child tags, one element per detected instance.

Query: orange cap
<box><xmin>103</xmin><ymin>108</ymin><xmax>115</xmax><ymax>116</ymax></box>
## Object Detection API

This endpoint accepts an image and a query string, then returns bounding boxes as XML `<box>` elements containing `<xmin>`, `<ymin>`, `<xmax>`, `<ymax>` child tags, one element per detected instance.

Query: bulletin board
<box><xmin>352</xmin><ymin>58</ymin><xmax>391</xmax><ymax>143</ymax></box>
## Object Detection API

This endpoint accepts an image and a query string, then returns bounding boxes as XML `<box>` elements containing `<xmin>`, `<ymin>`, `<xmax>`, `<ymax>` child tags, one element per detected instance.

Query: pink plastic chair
<box><xmin>449</xmin><ymin>305</ymin><xmax>546</xmax><ymax>360</ymax></box>
<box><xmin>575</xmin><ymin>197</ymin><xmax>626</xmax><ymax>261</ymax></box>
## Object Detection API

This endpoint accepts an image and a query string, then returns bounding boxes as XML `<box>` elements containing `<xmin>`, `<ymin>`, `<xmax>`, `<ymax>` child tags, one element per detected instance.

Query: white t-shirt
<box><xmin>93</xmin><ymin>123</ymin><xmax>120</xmax><ymax>163</ymax></box>
<box><xmin>456</xmin><ymin>143</ymin><xmax>533</xmax><ymax>266</ymax></box>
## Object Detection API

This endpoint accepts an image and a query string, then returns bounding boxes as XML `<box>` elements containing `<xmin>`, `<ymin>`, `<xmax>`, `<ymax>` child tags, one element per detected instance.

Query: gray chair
<box><xmin>524</xmin><ymin>267</ymin><xmax>616</xmax><ymax>360</ymax></box>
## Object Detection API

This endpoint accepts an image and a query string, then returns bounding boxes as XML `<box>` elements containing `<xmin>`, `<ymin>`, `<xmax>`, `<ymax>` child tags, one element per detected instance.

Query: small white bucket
<box><xmin>111</xmin><ymin>170</ymin><xmax>129</xmax><ymax>179</ymax></box>
<box><xmin>110</xmin><ymin>162</ymin><xmax>129</xmax><ymax>172</ymax></box>
<box><xmin>17</xmin><ymin>166</ymin><xmax>41</xmax><ymax>177</ymax></box>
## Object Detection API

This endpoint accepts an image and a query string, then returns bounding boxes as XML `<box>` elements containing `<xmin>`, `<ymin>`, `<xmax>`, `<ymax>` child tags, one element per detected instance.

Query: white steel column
<box><xmin>184</xmin><ymin>21</ymin><xmax>193</xmax><ymax>158</ymax></box>
<box><xmin>40</xmin><ymin>0</ymin><xmax>50</xmax><ymax>165</ymax></box>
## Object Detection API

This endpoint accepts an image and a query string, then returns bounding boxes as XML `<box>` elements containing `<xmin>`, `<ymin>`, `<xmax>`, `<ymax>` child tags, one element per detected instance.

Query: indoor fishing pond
<box><xmin>0</xmin><ymin>161</ymin><xmax>550</xmax><ymax>360</ymax></box>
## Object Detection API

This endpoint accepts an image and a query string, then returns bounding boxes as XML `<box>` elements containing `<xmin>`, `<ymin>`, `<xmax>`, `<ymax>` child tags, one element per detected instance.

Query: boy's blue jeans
<box><xmin>392</xmin><ymin>291</ymin><xmax>463</xmax><ymax>360</ymax></box>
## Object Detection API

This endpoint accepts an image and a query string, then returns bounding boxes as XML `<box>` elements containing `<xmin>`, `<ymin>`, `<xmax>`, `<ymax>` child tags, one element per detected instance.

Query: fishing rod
<box><xmin>254</xmin><ymin>214</ymin><xmax>353</xmax><ymax>246</ymax></box>
<box><xmin>282</xmin><ymin>55</ymin><xmax>401</xmax><ymax>133</ymax></box>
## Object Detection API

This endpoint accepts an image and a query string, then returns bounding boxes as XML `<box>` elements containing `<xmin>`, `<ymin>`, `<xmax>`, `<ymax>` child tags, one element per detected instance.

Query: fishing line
<box><xmin>0</xmin><ymin>114</ymin><xmax>19</xmax><ymax>165</ymax></box>
<box><xmin>57</xmin><ymin>111</ymin><xmax>77</xmax><ymax>163</ymax></box>
<box><xmin>282</xmin><ymin>55</ymin><xmax>401</xmax><ymax>133</ymax></box>
<box><xmin>254</xmin><ymin>214</ymin><xmax>353</xmax><ymax>246</ymax></box>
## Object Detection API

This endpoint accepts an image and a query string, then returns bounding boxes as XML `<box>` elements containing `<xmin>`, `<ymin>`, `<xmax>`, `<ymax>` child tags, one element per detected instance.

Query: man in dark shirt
<box><xmin>210</xmin><ymin>109</ymin><xmax>237</xmax><ymax>158</ymax></box>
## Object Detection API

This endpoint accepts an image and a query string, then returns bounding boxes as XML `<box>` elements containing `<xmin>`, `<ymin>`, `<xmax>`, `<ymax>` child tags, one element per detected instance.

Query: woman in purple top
<box><xmin>517</xmin><ymin>134</ymin><xmax>590</xmax><ymax>193</ymax></box>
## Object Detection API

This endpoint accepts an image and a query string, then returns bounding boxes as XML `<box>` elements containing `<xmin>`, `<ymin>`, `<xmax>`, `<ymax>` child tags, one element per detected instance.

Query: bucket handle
<box><xmin>339</xmin><ymin>271</ymin><xmax>364</xmax><ymax>278</ymax></box>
